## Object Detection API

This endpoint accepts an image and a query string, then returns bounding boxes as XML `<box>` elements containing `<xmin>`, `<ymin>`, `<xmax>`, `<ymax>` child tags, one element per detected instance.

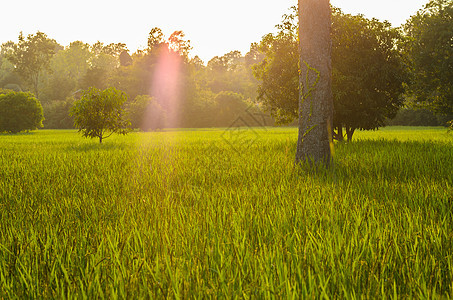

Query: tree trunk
<box><xmin>346</xmin><ymin>127</ymin><xmax>355</xmax><ymax>141</ymax></box>
<box><xmin>295</xmin><ymin>0</ymin><xmax>333</xmax><ymax>165</ymax></box>
<box><xmin>336</xmin><ymin>125</ymin><xmax>344</xmax><ymax>142</ymax></box>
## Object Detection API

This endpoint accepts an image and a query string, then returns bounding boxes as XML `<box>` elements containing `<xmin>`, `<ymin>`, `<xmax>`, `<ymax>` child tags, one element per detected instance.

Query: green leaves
<box><xmin>0</xmin><ymin>91</ymin><xmax>43</xmax><ymax>133</ymax></box>
<box><xmin>3</xmin><ymin>32</ymin><xmax>57</xmax><ymax>98</ymax></box>
<box><xmin>254</xmin><ymin>8</ymin><xmax>407</xmax><ymax>139</ymax></box>
<box><xmin>404</xmin><ymin>0</ymin><xmax>453</xmax><ymax>117</ymax></box>
<box><xmin>71</xmin><ymin>87</ymin><xmax>130</xmax><ymax>143</ymax></box>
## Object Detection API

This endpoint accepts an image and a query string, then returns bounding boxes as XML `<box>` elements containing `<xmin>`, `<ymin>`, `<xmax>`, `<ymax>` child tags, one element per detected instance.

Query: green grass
<box><xmin>0</xmin><ymin>127</ymin><xmax>452</xmax><ymax>298</ymax></box>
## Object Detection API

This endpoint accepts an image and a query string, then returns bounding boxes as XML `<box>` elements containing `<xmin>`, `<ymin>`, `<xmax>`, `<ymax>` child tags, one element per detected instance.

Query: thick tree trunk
<box><xmin>295</xmin><ymin>0</ymin><xmax>333</xmax><ymax>165</ymax></box>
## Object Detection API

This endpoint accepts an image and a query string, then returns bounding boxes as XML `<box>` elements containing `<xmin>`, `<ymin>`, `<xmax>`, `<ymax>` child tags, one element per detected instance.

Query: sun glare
<box><xmin>146</xmin><ymin>48</ymin><xmax>183</xmax><ymax>130</ymax></box>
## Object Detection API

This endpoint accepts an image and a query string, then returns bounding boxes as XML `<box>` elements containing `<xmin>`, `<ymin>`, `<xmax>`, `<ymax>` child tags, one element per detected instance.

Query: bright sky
<box><xmin>1</xmin><ymin>0</ymin><xmax>428</xmax><ymax>63</ymax></box>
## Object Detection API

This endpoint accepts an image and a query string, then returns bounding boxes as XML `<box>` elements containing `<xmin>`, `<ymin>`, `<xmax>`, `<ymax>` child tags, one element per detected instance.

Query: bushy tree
<box><xmin>404</xmin><ymin>0</ymin><xmax>453</xmax><ymax>120</ymax></box>
<box><xmin>331</xmin><ymin>9</ymin><xmax>406</xmax><ymax>141</ymax></box>
<box><xmin>0</xmin><ymin>90</ymin><xmax>43</xmax><ymax>133</ymax></box>
<box><xmin>71</xmin><ymin>87</ymin><xmax>130</xmax><ymax>143</ymax></box>
<box><xmin>254</xmin><ymin>7</ymin><xmax>406</xmax><ymax>141</ymax></box>
<box><xmin>214</xmin><ymin>91</ymin><xmax>248</xmax><ymax>126</ymax></box>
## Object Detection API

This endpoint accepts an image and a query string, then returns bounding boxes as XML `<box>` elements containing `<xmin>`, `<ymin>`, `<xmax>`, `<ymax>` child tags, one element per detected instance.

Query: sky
<box><xmin>1</xmin><ymin>0</ymin><xmax>429</xmax><ymax>63</ymax></box>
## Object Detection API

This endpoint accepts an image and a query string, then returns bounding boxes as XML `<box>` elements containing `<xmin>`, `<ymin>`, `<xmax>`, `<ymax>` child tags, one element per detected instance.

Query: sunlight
<box><xmin>146</xmin><ymin>47</ymin><xmax>183</xmax><ymax>129</ymax></box>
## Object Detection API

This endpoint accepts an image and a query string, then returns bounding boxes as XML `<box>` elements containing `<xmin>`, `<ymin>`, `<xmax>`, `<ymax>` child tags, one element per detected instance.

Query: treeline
<box><xmin>1</xmin><ymin>1</ymin><xmax>452</xmax><ymax>133</ymax></box>
<box><xmin>0</xmin><ymin>29</ymin><xmax>270</xmax><ymax>130</ymax></box>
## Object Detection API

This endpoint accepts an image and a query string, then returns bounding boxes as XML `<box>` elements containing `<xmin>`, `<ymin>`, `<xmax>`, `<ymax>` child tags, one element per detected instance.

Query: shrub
<box><xmin>0</xmin><ymin>91</ymin><xmax>43</xmax><ymax>133</ymax></box>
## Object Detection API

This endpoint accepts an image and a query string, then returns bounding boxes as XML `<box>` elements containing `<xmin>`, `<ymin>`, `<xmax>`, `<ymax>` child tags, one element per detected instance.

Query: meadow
<box><xmin>0</xmin><ymin>127</ymin><xmax>452</xmax><ymax>298</ymax></box>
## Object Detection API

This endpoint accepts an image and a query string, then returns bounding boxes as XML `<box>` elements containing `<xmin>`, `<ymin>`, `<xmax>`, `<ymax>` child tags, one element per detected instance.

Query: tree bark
<box><xmin>295</xmin><ymin>0</ymin><xmax>333</xmax><ymax>165</ymax></box>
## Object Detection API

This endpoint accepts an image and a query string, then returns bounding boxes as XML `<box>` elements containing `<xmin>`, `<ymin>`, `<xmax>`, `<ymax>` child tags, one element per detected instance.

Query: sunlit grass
<box><xmin>0</xmin><ymin>127</ymin><xmax>452</xmax><ymax>298</ymax></box>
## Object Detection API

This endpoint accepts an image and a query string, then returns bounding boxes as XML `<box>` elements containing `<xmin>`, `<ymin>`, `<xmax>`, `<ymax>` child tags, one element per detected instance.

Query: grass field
<box><xmin>0</xmin><ymin>127</ymin><xmax>452</xmax><ymax>298</ymax></box>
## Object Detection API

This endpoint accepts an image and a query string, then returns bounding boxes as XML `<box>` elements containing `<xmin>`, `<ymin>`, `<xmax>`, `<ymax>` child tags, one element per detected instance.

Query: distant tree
<box><xmin>254</xmin><ymin>7</ymin><xmax>406</xmax><ymax>141</ymax></box>
<box><xmin>214</xmin><ymin>91</ymin><xmax>248</xmax><ymax>126</ymax></box>
<box><xmin>0</xmin><ymin>90</ymin><xmax>43</xmax><ymax>133</ymax></box>
<box><xmin>42</xmin><ymin>98</ymin><xmax>75</xmax><ymax>129</ymax></box>
<box><xmin>126</xmin><ymin>95</ymin><xmax>166</xmax><ymax>131</ymax></box>
<box><xmin>40</xmin><ymin>41</ymin><xmax>91</xmax><ymax>103</ymax></box>
<box><xmin>386</xmin><ymin>107</ymin><xmax>453</xmax><ymax>126</ymax></box>
<box><xmin>404</xmin><ymin>0</ymin><xmax>453</xmax><ymax>121</ymax></box>
<box><xmin>147</xmin><ymin>27</ymin><xmax>165</xmax><ymax>51</ymax></box>
<box><xmin>168</xmin><ymin>31</ymin><xmax>192</xmax><ymax>58</ymax></box>
<box><xmin>119</xmin><ymin>51</ymin><xmax>133</xmax><ymax>67</ymax></box>
<box><xmin>3</xmin><ymin>32</ymin><xmax>57</xmax><ymax>98</ymax></box>
<box><xmin>295</xmin><ymin>0</ymin><xmax>333</xmax><ymax>165</ymax></box>
<box><xmin>82</xmin><ymin>67</ymin><xmax>109</xmax><ymax>90</ymax></box>
<box><xmin>0</xmin><ymin>45</ymin><xmax>23</xmax><ymax>90</ymax></box>
<box><xmin>71</xmin><ymin>87</ymin><xmax>130</xmax><ymax>143</ymax></box>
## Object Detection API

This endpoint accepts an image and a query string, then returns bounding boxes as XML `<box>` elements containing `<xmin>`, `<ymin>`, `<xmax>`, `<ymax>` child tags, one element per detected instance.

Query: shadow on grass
<box><xmin>294</xmin><ymin>139</ymin><xmax>452</xmax><ymax>185</ymax></box>
<box><xmin>0</xmin><ymin>131</ymin><xmax>38</xmax><ymax>136</ymax></box>
<box><xmin>66</xmin><ymin>142</ymin><xmax>129</xmax><ymax>152</ymax></box>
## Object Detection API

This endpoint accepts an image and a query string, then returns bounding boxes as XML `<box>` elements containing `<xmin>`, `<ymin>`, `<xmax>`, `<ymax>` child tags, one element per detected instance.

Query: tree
<box><xmin>295</xmin><ymin>0</ymin><xmax>333</xmax><ymax>165</ymax></box>
<box><xmin>71</xmin><ymin>87</ymin><xmax>130</xmax><ymax>143</ymax></box>
<box><xmin>42</xmin><ymin>98</ymin><xmax>75</xmax><ymax>129</ymax></box>
<box><xmin>404</xmin><ymin>0</ymin><xmax>453</xmax><ymax>120</ymax></box>
<box><xmin>0</xmin><ymin>90</ymin><xmax>43</xmax><ymax>133</ymax></box>
<box><xmin>214</xmin><ymin>91</ymin><xmax>248</xmax><ymax>126</ymax></box>
<box><xmin>253</xmin><ymin>11</ymin><xmax>299</xmax><ymax>124</ymax></box>
<box><xmin>254</xmin><ymin>7</ymin><xmax>406</xmax><ymax>142</ymax></box>
<box><xmin>126</xmin><ymin>95</ymin><xmax>166</xmax><ymax>131</ymax></box>
<box><xmin>0</xmin><ymin>44</ymin><xmax>23</xmax><ymax>91</ymax></box>
<box><xmin>331</xmin><ymin>10</ymin><xmax>406</xmax><ymax>141</ymax></box>
<box><xmin>40</xmin><ymin>41</ymin><xmax>91</xmax><ymax>103</ymax></box>
<box><xmin>3</xmin><ymin>32</ymin><xmax>57</xmax><ymax>99</ymax></box>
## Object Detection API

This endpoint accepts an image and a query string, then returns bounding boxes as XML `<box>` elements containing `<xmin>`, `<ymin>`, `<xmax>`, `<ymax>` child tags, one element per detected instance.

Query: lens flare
<box><xmin>145</xmin><ymin>47</ymin><xmax>183</xmax><ymax>129</ymax></box>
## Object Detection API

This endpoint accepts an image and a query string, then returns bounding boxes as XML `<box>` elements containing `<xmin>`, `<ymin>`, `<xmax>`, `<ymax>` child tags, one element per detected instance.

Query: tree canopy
<box><xmin>71</xmin><ymin>87</ymin><xmax>130</xmax><ymax>143</ymax></box>
<box><xmin>254</xmin><ymin>7</ymin><xmax>407</xmax><ymax>141</ymax></box>
<box><xmin>404</xmin><ymin>0</ymin><xmax>453</xmax><ymax>119</ymax></box>
<box><xmin>3</xmin><ymin>32</ymin><xmax>57</xmax><ymax>99</ymax></box>
<box><xmin>0</xmin><ymin>90</ymin><xmax>43</xmax><ymax>133</ymax></box>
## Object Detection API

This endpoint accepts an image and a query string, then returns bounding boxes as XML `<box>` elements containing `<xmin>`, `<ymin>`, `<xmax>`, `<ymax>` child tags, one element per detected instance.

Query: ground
<box><xmin>0</xmin><ymin>127</ymin><xmax>452</xmax><ymax>298</ymax></box>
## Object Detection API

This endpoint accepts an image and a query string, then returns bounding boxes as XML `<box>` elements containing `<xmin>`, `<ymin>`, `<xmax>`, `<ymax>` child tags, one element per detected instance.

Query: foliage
<box><xmin>331</xmin><ymin>9</ymin><xmax>407</xmax><ymax>140</ymax></box>
<box><xmin>0</xmin><ymin>128</ymin><xmax>452</xmax><ymax>297</ymax></box>
<box><xmin>214</xmin><ymin>91</ymin><xmax>248</xmax><ymax>126</ymax></box>
<box><xmin>254</xmin><ymin>8</ymin><xmax>407</xmax><ymax>141</ymax></box>
<box><xmin>0</xmin><ymin>50</ymin><xmax>23</xmax><ymax>90</ymax></box>
<box><xmin>387</xmin><ymin>107</ymin><xmax>452</xmax><ymax>126</ymax></box>
<box><xmin>71</xmin><ymin>87</ymin><xmax>130</xmax><ymax>143</ymax></box>
<box><xmin>0</xmin><ymin>27</ymin><xmax>266</xmax><ymax>130</ymax></box>
<box><xmin>253</xmin><ymin>14</ymin><xmax>299</xmax><ymax>124</ymax></box>
<box><xmin>0</xmin><ymin>91</ymin><xmax>43</xmax><ymax>133</ymax></box>
<box><xmin>2</xmin><ymin>32</ymin><xmax>57</xmax><ymax>98</ymax></box>
<box><xmin>39</xmin><ymin>41</ymin><xmax>91</xmax><ymax>103</ymax></box>
<box><xmin>42</xmin><ymin>98</ymin><xmax>75</xmax><ymax>129</ymax></box>
<box><xmin>404</xmin><ymin>0</ymin><xmax>453</xmax><ymax>115</ymax></box>
<box><xmin>126</xmin><ymin>95</ymin><xmax>166</xmax><ymax>131</ymax></box>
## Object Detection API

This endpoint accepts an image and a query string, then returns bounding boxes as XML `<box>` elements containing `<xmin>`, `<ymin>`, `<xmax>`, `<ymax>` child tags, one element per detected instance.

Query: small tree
<box><xmin>0</xmin><ymin>90</ymin><xmax>43</xmax><ymax>133</ymax></box>
<box><xmin>71</xmin><ymin>87</ymin><xmax>130</xmax><ymax>143</ymax></box>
